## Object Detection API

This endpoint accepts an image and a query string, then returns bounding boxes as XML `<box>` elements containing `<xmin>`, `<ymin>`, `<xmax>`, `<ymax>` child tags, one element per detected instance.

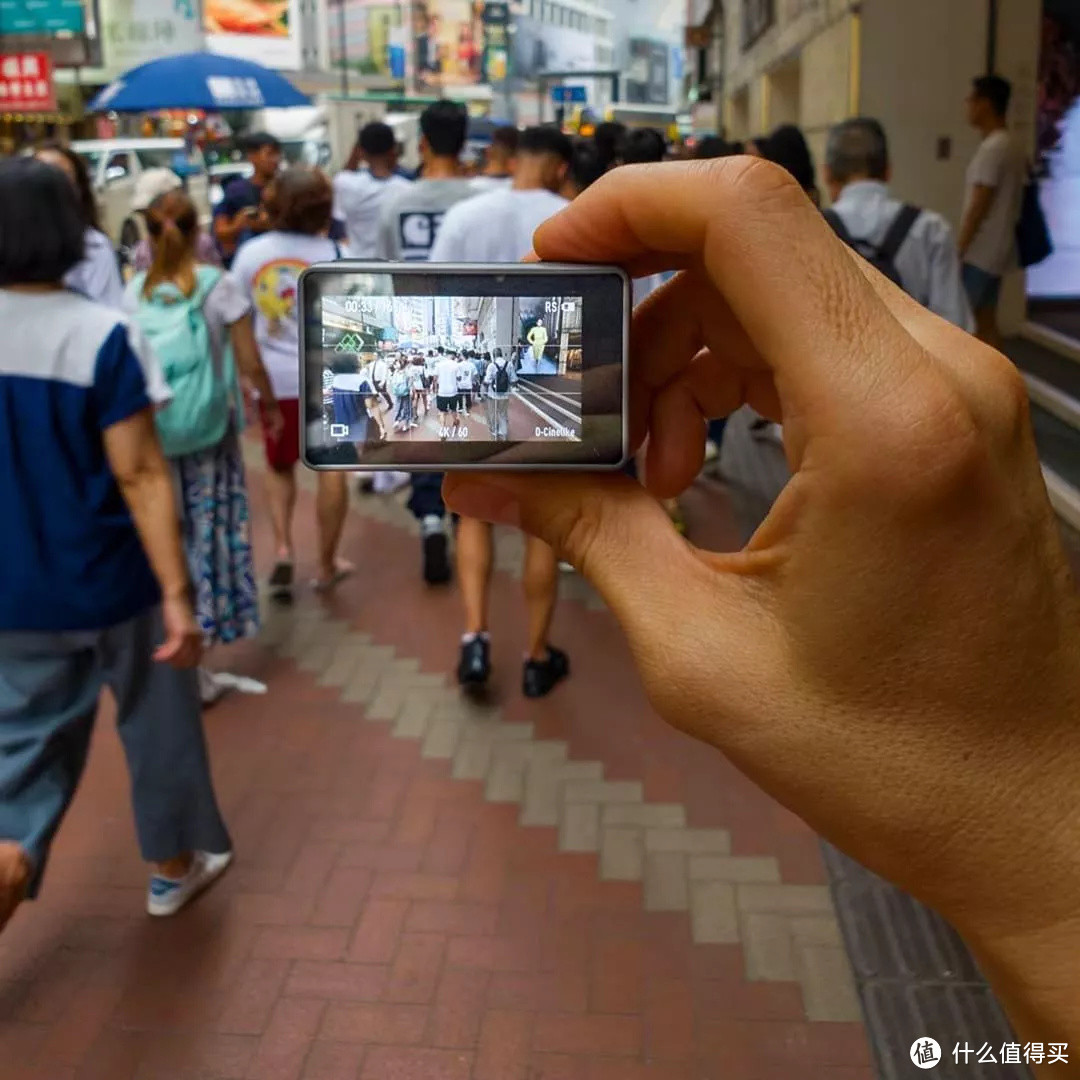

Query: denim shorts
<box><xmin>962</xmin><ymin>263</ymin><xmax>1002</xmax><ymax>311</ymax></box>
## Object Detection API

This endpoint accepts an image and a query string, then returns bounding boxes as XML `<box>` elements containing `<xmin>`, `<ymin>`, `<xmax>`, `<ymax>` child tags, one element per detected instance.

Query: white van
<box><xmin>71</xmin><ymin>138</ymin><xmax>212</xmax><ymax>256</ymax></box>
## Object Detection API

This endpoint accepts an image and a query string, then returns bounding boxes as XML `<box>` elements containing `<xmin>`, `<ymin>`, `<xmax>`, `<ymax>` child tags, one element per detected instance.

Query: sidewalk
<box><xmin>0</xmin><ymin>447</ymin><xmax>874</xmax><ymax>1080</ymax></box>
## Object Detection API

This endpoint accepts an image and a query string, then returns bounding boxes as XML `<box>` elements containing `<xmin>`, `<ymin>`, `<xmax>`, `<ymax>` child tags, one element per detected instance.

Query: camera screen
<box><xmin>321</xmin><ymin>293</ymin><xmax>583</xmax><ymax>447</ymax></box>
<box><xmin>300</xmin><ymin>264</ymin><xmax>627</xmax><ymax>470</ymax></box>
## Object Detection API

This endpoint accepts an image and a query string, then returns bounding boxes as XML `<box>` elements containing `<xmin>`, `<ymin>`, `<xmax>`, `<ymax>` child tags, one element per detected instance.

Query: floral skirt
<box><xmin>174</xmin><ymin>431</ymin><xmax>259</xmax><ymax>646</ymax></box>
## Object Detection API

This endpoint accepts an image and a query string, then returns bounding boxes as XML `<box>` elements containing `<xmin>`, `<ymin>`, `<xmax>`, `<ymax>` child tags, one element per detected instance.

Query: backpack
<box><xmin>390</xmin><ymin>370</ymin><xmax>409</xmax><ymax>397</ymax></box>
<box><xmin>823</xmin><ymin>204</ymin><xmax>921</xmax><ymax>291</ymax></box>
<box><xmin>493</xmin><ymin>360</ymin><xmax>510</xmax><ymax>394</ymax></box>
<box><xmin>131</xmin><ymin>266</ymin><xmax>230</xmax><ymax>458</ymax></box>
<box><xmin>1016</xmin><ymin>169</ymin><xmax>1053</xmax><ymax>268</ymax></box>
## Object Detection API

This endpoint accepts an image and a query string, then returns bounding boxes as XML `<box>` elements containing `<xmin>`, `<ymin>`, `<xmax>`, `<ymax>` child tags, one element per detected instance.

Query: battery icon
<box><xmin>331</xmin><ymin>424</ymin><xmax>349</xmax><ymax>439</ymax></box>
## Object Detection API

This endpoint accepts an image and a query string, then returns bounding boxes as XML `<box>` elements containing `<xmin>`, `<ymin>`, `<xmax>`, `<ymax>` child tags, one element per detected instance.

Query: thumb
<box><xmin>443</xmin><ymin>471</ymin><xmax>715</xmax><ymax>631</ymax></box>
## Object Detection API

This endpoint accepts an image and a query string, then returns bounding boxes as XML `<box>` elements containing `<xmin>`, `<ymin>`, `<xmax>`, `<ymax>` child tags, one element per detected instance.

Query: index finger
<box><xmin>534</xmin><ymin>159</ymin><xmax>930</xmax><ymax>419</ymax></box>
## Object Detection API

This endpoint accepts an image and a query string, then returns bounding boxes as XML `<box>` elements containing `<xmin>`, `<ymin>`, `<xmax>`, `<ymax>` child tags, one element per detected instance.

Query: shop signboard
<box><xmin>204</xmin><ymin>0</ymin><xmax>302</xmax><ymax>71</ymax></box>
<box><xmin>0</xmin><ymin>51</ymin><xmax>56</xmax><ymax>111</ymax></box>
<box><xmin>99</xmin><ymin>0</ymin><xmax>202</xmax><ymax>79</ymax></box>
<box><xmin>0</xmin><ymin>0</ymin><xmax>84</xmax><ymax>34</ymax></box>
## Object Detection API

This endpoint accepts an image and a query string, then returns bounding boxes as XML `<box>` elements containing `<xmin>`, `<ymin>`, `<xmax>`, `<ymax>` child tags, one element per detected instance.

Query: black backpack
<box><xmin>823</xmin><ymin>204</ymin><xmax>921</xmax><ymax>291</ymax></box>
<box><xmin>493</xmin><ymin>360</ymin><xmax>510</xmax><ymax>394</ymax></box>
<box><xmin>1016</xmin><ymin>170</ymin><xmax>1053</xmax><ymax>268</ymax></box>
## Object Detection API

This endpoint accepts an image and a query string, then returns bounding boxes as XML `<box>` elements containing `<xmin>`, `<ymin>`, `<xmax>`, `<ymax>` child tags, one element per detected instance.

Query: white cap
<box><xmin>131</xmin><ymin>167</ymin><xmax>182</xmax><ymax>212</ymax></box>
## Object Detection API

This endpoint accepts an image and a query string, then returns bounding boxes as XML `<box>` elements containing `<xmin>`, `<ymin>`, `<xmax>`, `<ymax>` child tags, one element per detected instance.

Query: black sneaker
<box><xmin>422</xmin><ymin>531</ymin><xmax>451</xmax><ymax>585</ymax></box>
<box><xmin>523</xmin><ymin>646</ymin><xmax>570</xmax><ymax>699</ymax></box>
<box><xmin>458</xmin><ymin>637</ymin><xmax>491</xmax><ymax>688</ymax></box>
<box><xmin>357</xmin><ymin>477</ymin><xmax>375</xmax><ymax>495</ymax></box>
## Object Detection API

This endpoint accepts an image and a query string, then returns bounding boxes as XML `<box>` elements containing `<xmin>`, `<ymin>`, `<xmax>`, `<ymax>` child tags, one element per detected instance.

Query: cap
<box><xmin>131</xmin><ymin>167</ymin><xmax>182</xmax><ymax>212</ymax></box>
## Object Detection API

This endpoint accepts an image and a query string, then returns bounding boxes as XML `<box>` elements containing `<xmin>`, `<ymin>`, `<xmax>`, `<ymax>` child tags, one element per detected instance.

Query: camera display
<box><xmin>300</xmin><ymin>264</ymin><xmax>628</xmax><ymax>471</ymax></box>
<box><xmin>321</xmin><ymin>294</ymin><xmax>583</xmax><ymax>447</ymax></box>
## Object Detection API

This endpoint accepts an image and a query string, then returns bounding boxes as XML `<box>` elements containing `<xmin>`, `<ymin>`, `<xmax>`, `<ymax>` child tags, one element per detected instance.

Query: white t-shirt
<box><xmin>963</xmin><ymin>129</ymin><xmax>1027</xmax><ymax>276</ymax></box>
<box><xmin>456</xmin><ymin>358</ymin><xmax>474</xmax><ymax>389</ymax></box>
<box><xmin>429</xmin><ymin>188</ymin><xmax>569</xmax><ymax>263</ymax></box>
<box><xmin>484</xmin><ymin>358</ymin><xmax>516</xmax><ymax>399</ymax></box>
<box><xmin>409</xmin><ymin>362</ymin><xmax>426</xmax><ymax>389</ymax></box>
<box><xmin>66</xmin><ymin>228</ymin><xmax>125</xmax><ymax>309</ymax></box>
<box><xmin>435</xmin><ymin>357</ymin><xmax>461</xmax><ymax>397</ymax></box>
<box><xmin>332</xmin><ymin>170</ymin><xmax>413</xmax><ymax>260</ymax></box>
<box><xmin>229</xmin><ymin>231</ymin><xmax>348</xmax><ymax>399</ymax></box>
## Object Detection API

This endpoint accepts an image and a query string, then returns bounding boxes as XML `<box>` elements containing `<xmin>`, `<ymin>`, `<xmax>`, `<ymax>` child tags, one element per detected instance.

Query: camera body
<box><xmin>299</xmin><ymin>262</ymin><xmax>630</xmax><ymax>471</ymax></box>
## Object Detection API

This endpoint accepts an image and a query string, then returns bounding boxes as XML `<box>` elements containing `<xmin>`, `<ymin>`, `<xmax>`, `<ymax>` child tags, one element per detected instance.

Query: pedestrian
<box><xmin>619</xmin><ymin>128</ymin><xmax>667</xmax><ymax>167</ymax></box>
<box><xmin>122</xmin><ymin>188</ymin><xmax>283</xmax><ymax>704</ymax></box>
<box><xmin>333</xmin><ymin>121</ymin><xmax>412</xmax><ymax>259</ymax></box>
<box><xmin>440</xmin><ymin>157</ymin><xmax>1080</xmax><ymax>1041</ymax></box>
<box><xmin>429</xmin><ymin>125</ymin><xmax>574</xmax><ymax>698</ymax></box>
<box><xmin>592</xmin><ymin>121</ymin><xmax>627</xmax><ymax>173</ymax></box>
<box><xmin>390</xmin><ymin>358</ymin><xmax>413</xmax><ymax>431</ymax></box>
<box><xmin>213</xmin><ymin>132</ymin><xmax>282</xmax><ymax>268</ymax></box>
<box><xmin>229</xmin><ymin>166</ymin><xmax>353</xmax><ymax>599</ymax></box>
<box><xmin>330</xmin><ymin>356</ymin><xmax>369</xmax><ymax>441</ymax></box>
<box><xmin>483</xmin><ymin>347</ymin><xmax>516</xmax><ymax>441</ymax></box>
<box><xmin>0</xmin><ymin>158</ymin><xmax>232</xmax><ymax>926</ymax></box>
<box><xmin>434</xmin><ymin>350</ymin><xmax>463</xmax><ymax>439</ymax></box>
<box><xmin>823</xmin><ymin>117</ymin><xmax>974</xmax><ymax>330</ymax></box>
<box><xmin>35</xmin><ymin>142</ymin><xmax>124</xmax><ymax>308</ymax></box>
<box><xmin>958</xmin><ymin>74</ymin><xmax>1027</xmax><ymax>347</ymax></box>
<box><xmin>129</xmin><ymin>168</ymin><xmax>222</xmax><ymax>273</ymax></box>
<box><xmin>762</xmin><ymin>124</ymin><xmax>820</xmax><ymax>205</ymax></box>
<box><xmin>456</xmin><ymin>350</ymin><xmax>475</xmax><ymax>414</ymax></box>
<box><xmin>472</xmin><ymin>125</ymin><xmax>519</xmax><ymax>191</ymax></box>
<box><xmin>378</xmin><ymin>100</ymin><xmax>479</xmax><ymax>585</ymax></box>
<box><xmin>409</xmin><ymin>353</ymin><xmax>427</xmax><ymax>424</ymax></box>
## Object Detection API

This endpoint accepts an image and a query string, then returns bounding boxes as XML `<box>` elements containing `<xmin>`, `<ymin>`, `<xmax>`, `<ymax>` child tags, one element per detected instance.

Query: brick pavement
<box><xmin>0</xmin><ymin>449</ymin><xmax>876</xmax><ymax>1080</ymax></box>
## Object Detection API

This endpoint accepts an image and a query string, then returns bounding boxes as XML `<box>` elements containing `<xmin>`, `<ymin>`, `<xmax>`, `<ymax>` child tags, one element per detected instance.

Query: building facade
<box><xmin>708</xmin><ymin>0</ymin><xmax>1040</xmax><ymax>331</ymax></box>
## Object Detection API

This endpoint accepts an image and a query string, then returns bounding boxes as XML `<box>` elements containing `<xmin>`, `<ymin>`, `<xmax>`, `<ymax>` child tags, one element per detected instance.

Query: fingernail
<box><xmin>444</xmin><ymin>480</ymin><xmax>522</xmax><ymax>529</ymax></box>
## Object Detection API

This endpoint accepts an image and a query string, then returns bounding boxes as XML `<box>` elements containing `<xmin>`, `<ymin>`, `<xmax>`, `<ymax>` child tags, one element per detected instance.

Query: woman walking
<box><xmin>35</xmin><ymin>142</ymin><xmax>124</xmax><ymax>308</ymax></box>
<box><xmin>0</xmin><ymin>158</ymin><xmax>232</xmax><ymax>925</ymax></box>
<box><xmin>230</xmin><ymin>167</ymin><xmax>353</xmax><ymax>597</ymax></box>
<box><xmin>123</xmin><ymin>189</ymin><xmax>283</xmax><ymax>703</ymax></box>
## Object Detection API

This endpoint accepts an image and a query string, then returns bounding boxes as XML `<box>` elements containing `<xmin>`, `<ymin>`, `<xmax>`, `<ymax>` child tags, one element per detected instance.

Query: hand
<box><xmin>444</xmin><ymin>161</ymin><xmax>1080</xmax><ymax>1045</ymax></box>
<box><xmin>154</xmin><ymin>593</ymin><xmax>203</xmax><ymax>669</ymax></box>
<box><xmin>261</xmin><ymin>401</ymin><xmax>285</xmax><ymax>442</ymax></box>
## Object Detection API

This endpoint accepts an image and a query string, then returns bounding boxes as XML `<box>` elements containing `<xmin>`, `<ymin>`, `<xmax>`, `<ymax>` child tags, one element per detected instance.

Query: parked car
<box><xmin>71</xmin><ymin>138</ymin><xmax>212</xmax><ymax>261</ymax></box>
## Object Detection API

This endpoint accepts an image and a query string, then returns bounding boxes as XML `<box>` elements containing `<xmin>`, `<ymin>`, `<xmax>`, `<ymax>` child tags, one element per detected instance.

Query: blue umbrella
<box><xmin>89</xmin><ymin>51</ymin><xmax>310</xmax><ymax>113</ymax></box>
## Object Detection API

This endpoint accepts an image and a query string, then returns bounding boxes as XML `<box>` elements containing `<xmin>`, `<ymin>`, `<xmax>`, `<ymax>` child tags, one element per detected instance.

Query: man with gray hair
<box><xmin>823</xmin><ymin>117</ymin><xmax>973</xmax><ymax>331</ymax></box>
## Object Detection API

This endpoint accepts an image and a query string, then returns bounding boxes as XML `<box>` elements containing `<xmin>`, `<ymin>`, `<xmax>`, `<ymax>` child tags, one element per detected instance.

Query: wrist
<box><xmin>965</xmin><ymin>913</ymin><xmax>1080</xmax><ymax>1052</ymax></box>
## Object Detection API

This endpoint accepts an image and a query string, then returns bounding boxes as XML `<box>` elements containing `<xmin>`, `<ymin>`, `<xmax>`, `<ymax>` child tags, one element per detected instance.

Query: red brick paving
<box><xmin>0</xmin><ymin>469</ymin><xmax>875</xmax><ymax>1079</ymax></box>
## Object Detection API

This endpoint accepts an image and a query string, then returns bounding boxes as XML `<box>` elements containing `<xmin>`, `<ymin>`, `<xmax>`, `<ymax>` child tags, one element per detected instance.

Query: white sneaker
<box><xmin>147</xmin><ymin>850</ymin><xmax>233</xmax><ymax>917</ymax></box>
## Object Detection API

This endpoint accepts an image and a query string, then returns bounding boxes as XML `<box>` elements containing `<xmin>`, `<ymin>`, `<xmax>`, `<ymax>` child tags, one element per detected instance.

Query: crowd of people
<box><xmin>332</xmin><ymin>345</ymin><xmax>523</xmax><ymax>445</ymax></box>
<box><xmin>3</xmin><ymin>75</ymin><xmax>1076</xmax><ymax>1054</ymax></box>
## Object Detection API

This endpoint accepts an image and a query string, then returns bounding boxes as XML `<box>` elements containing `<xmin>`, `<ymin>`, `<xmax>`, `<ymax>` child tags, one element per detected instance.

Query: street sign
<box><xmin>0</xmin><ymin>52</ymin><xmax>56</xmax><ymax>112</ymax></box>
<box><xmin>552</xmin><ymin>85</ymin><xmax>587</xmax><ymax>105</ymax></box>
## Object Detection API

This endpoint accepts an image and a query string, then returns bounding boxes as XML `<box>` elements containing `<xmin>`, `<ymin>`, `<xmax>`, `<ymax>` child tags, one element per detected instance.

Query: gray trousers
<box><xmin>0</xmin><ymin>606</ymin><xmax>231</xmax><ymax>896</ymax></box>
<box><xmin>487</xmin><ymin>396</ymin><xmax>510</xmax><ymax>441</ymax></box>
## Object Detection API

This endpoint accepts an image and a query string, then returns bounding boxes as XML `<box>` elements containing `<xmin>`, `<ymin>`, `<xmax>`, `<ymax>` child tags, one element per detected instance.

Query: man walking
<box><xmin>958</xmin><ymin>75</ymin><xmax>1027</xmax><ymax>346</ymax></box>
<box><xmin>824</xmin><ymin>117</ymin><xmax>973</xmax><ymax>330</ymax></box>
<box><xmin>378</xmin><ymin>101</ymin><xmax>479</xmax><ymax>584</ymax></box>
<box><xmin>429</xmin><ymin>125</ymin><xmax>574</xmax><ymax>699</ymax></box>
<box><xmin>213</xmin><ymin>132</ymin><xmax>281</xmax><ymax>268</ymax></box>
<box><xmin>333</xmin><ymin>122</ymin><xmax>412</xmax><ymax>258</ymax></box>
<box><xmin>483</xmin><ymin>348</ymin><xmax>516</xmax><ymax>442</ymax></box>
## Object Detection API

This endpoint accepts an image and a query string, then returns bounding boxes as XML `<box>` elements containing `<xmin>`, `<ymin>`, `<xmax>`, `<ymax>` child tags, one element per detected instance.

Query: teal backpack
<box><xmin>131</xmin><ymin>266</ymin><xmax>233</xmax><ymax>458</ymax></box>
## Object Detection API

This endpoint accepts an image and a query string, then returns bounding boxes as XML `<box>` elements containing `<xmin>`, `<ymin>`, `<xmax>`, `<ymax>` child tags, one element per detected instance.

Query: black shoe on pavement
<box><xmin>458</xmin><ymin>637</ymin><xmax>491</xmax><ymax>688</ymax></box>
<box><xmin>523</xmin><ymin>646</ymin><xmax>570</xmax><ymax>699</ymax></box>
<box><xmin>422</xmin><ymin>531</ymin><xmax>451</xmax><ymax>585</ymax></box>
<box><xmin>357</xmin><ymin>477</ymin><xmax>375</xmax><ymax>495</ymax></box>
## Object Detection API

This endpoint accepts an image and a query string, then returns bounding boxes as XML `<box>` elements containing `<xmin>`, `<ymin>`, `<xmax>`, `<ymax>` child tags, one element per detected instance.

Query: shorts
<box><xmin>436</xmin><ymin>394</ymin><xmax>459</xmax><ymax>413</ymax></box>
<box><xmin>962</xmin><ymin>263</ymin><xmax>1002</xmax><ymax>311</ymax></box>
<box><xmin>261</xmin><ymin>397</ymin><xmax>300</xmax><ymax>472</ymax></box>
